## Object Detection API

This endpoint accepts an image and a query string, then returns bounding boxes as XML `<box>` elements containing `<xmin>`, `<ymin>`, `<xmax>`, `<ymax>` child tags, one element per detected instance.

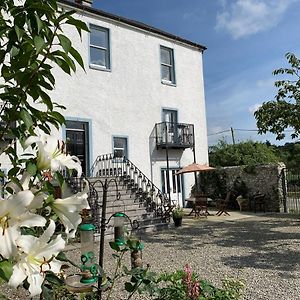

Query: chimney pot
<box><xmin>75</xmin><ymin>0</ymin><xmax>93</xmax><ymax>7</ymax></box>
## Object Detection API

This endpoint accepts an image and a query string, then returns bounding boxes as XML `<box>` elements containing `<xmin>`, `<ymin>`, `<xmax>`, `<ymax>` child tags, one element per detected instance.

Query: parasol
<box><xmin>176</xmin><ymin>163</ymin><xmax>215</xmax><ymax>175</ymax></box>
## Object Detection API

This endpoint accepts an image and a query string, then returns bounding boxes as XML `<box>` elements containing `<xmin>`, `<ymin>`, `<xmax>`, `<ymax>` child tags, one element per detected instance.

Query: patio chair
<box><xmin>216</xmin><ymin>191</ymin><xmax>232</xmax><ymax>216</ymax></box>
<box><xmin>194</xmin><ymin>193</ymin><xmax>209</xmax><ymax>217</ymax></box>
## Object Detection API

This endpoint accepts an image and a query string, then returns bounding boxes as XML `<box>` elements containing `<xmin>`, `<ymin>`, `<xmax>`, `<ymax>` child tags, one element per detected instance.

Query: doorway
<box><xmin>161</xmin><ymin>168</ymin><xmax>183</xmax><ymax>206</ymax></box>
<box><xmin>65</xmin><ymin>120</ymin><xmax>90</xmax><ymax>176</ymax></box>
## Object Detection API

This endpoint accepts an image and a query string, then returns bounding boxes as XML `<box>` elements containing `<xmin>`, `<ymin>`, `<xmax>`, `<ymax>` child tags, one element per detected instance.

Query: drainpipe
<box><xmin>165</xmin><ymin>122</ymin><xmax>171</xmax><ymax>203</ymax></box>
<box><xmin>192</xmin><ymin>125</ymin><xmax>199</xmax><ymax>192</ymax></box>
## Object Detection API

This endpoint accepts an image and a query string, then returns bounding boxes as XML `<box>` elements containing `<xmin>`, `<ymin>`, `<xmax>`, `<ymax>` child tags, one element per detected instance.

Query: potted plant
<box><xmin>172</xmin><ymin>206</ymin><xmax>184</xmax><ymax>227</ymax></box>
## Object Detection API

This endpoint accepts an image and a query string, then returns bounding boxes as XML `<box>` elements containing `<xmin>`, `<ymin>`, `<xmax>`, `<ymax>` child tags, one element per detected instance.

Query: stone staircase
<box><xmin>87</xmin><ymin>176</ymin><xmax>171</xmax><ymax>239</ymax></box>
<box><xmin>67</xmin><ymin>154</ymin><xmax>173</xmax><ymax>239</ymax></box>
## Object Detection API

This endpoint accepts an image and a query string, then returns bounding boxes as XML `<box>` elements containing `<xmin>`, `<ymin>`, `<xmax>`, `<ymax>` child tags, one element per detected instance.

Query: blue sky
<box><xmin>92</xmin><ymin>0</ymin><xmax>300</xmax><ymax>145</ymax></box>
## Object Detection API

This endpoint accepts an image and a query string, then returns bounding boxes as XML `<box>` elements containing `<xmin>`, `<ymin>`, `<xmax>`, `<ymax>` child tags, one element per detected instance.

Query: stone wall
<box><xmin>198</xmin><ymin>163</ymin><xmax>286</xmax><ymax>212</ymax></box>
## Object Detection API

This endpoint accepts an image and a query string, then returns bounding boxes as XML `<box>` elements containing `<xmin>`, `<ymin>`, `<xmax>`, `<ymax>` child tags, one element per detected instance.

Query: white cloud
<box><xmin>216</xmin><ymin>0</ymin><xmax>298</xmax><ymax>39</ymax></box>
<box><xmin>248</xmin><ymin>103</ymin><xmax>262</xmax><ymax>114</ymax></box>
<box><xmin>256</xmin><ymin>78</ymin><xmax>274</xmax><ymax>88</ymax></box>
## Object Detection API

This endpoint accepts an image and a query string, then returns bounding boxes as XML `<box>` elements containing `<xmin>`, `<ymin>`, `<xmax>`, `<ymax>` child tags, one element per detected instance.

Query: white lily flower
<box><xmin>25</xmin><ymin>130</ymin><xmax>82</xmax><ymax>176</ymax></box>
<box><xmin>6</xmin><ymin>172</ymin><xmax>31</xmax><ymax>192</ymax></box>
<box><xmin>0</xmin><ymin>190</ymin><xmax>46</xmax><ymax>258</ymax></box>
<box><xmin>8</xmin><ymin>220</ymin><xmax>65</xmax><ymax>297</ymax></box>
<box><xmin>6</xmin><ymin>172</ymin><xmax>46</xmax><ymax>210</ymax></box>
<box><xmin>50</xmin><ymin>182</ymin><xmax>89</xmax><ymax>238</ymax></box>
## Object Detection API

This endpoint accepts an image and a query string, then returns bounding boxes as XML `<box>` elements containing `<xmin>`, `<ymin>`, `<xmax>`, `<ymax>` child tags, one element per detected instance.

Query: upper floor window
<box><xmin>89</xmin><ymin>25</ymin><xmax>110</xmax><ymax>70</ymax></box>
<box><xmin>160</xmin><ymin>46</ymin><xmax>175</xmax><ymax>84</ymax></box>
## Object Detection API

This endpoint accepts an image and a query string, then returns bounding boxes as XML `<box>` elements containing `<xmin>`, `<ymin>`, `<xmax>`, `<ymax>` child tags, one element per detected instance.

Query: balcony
<box><xmin>154</xmin><ymin>122</ymin><xmax>194</xmax><ymax>149</ymax></box>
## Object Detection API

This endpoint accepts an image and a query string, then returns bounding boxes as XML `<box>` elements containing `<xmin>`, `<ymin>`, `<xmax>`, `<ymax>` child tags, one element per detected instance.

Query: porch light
<box><xmin>79</xmin><ymin>223</ymin><xmax>98</xmax><ymax>284</ymax></box>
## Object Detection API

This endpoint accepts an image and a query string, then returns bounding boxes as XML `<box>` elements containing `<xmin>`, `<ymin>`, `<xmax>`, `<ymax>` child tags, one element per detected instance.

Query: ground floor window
<box><xmin>113</xmin><ymin>136</ymin><xmax>128</xmax><ymax>158</ymax></box>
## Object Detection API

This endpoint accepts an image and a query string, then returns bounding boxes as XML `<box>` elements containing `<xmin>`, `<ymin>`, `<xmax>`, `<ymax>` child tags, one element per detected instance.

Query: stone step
<box><xmin>85</xmin><ymin>174</ymin><xmax>168</xmax><ymax>239</ymax></box>
<box><xmin>94</xmin><ymin>217</ymin><xmax>169</xmax><ymax>240</ymax></box>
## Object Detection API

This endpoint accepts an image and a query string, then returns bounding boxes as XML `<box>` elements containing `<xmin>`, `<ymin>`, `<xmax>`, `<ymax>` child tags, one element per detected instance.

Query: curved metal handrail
<box><xmin>90</xmin><ymin>153</ymin><xmax>171</xmax><ymax>220</ymax></box>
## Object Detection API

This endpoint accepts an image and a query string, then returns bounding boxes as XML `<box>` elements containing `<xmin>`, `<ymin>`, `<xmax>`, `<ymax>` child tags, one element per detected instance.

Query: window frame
<box><xmin>160</xmin><ymin>45</ymin><xmax>176</xmax><ymax>85</ymax></box>
<box><xmin>89</xmin><ymin>24</ymin><xmax>111</xmax><ymax>71</ymax></box>
<box><xmin>112</xmin><ymin>136</ymin><xmax>128</xmax><ymax>159</ymax></box>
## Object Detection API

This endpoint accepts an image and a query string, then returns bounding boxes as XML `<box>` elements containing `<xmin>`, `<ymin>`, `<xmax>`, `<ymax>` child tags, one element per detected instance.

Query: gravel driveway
<box><xmin>137</xmin><ymin>214</ymin><xmax>300</xmax><ymax>300</ymax></box>
<box><xmin>1</xmin><ymin>214</ymin><xmax>300</xmax><ymax>299</ymax></box>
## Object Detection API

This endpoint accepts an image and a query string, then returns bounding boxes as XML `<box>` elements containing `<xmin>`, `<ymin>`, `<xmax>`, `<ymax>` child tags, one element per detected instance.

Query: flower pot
<box><xmin>173</xmin><ymin>216</ymin><xmax>182</xmax><ymax>227</ymax></box>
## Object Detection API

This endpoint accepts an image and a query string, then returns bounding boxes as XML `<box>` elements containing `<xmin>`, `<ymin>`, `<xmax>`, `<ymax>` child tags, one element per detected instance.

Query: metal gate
<box><xmin>281</xmin><ymin>168</ymin><xmax>300</xmax><ymax>213</ymax></box>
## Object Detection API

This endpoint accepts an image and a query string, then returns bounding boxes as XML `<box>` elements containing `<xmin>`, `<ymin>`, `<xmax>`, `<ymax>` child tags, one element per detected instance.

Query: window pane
<box><xmin>90</xmin><ymin>27</ymin><xmax>107</xmax><ymax>47</ymax></box>
<box><xmin>66</xmin><ymin>120</ymin><xmax>86</xmax><ymax>130</ymax></box>
<box><xmin>161</xmin><ymin>65</ymin><xmax>171</xmax><ymax>81</ymax></box>
<box><xmin>90</xmin><ymin>47</ymin><xmax>107</xmax><ymax>66</ymax></box>
<box><xmin>161</xmin><ymin>47</ymin><xmax>171</xmax><ymax>64</ymax></box>
<box><xmin>114</xmin><ymin>137</ymin><xmax>126</xmax><ymax>148</ymax></box>
<box><xmin>114</xmin><ymin>149</ymin><xmax>124</xmax><ymax>158</ymax></box>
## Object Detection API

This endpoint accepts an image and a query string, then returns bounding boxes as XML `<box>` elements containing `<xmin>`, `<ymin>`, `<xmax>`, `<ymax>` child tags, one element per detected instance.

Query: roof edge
<box><xmin>59</xmin><ymin>0</ymin><xmax>207</xmax><ymax>51</ymax></box>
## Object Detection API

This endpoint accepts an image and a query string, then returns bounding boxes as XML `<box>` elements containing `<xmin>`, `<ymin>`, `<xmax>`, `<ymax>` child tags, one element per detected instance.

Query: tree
<box><xmin>0</xmin><ymin>0</ymin><xmax>90</xmax><ymax>297</ymax></box>
<box><xmin>0</xmin><ymin>0</ymin><xmax>87</xmax><ymax>154</ymax></box>
<box><xmin>274</xmin><ymin>142</ymin><xmax>300</xmax><ymax>169</ymax></box>
<box><xmin>255</xmin><ymin>52</ymin><xmax>300</xmax><ymax>140</ymax></box>
<box><xmin>209</xmin><ymin>140</ymin><xmax>279</xmax><ymax>167</ymax></box>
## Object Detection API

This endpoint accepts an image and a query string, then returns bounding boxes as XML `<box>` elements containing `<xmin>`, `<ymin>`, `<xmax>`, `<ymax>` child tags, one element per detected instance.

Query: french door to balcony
<box><xmin>161</xmin><ymin>168</ymin><xmax>183</xmax><ymax>206</ymax></box>
<box><xmin>162</xmin><ymin>109</ymin><xmax>178</xmax><ymax>144</ymax></box>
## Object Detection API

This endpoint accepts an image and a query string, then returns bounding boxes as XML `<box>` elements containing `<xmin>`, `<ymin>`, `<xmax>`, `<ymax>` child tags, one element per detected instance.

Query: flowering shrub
<box><xmin>0</xmin><ymin>0</ymin><xmax>89</xmax><ymax>297</ymax></box>
<box><xmin>0</xmin><ymin>131</ymin><xmax>89</xmax><ymax>297</ymax></box>
<box><xmin>133</xmin><ymin>264</ymin><xmax>245</xmax><ymax>300</ymax></box>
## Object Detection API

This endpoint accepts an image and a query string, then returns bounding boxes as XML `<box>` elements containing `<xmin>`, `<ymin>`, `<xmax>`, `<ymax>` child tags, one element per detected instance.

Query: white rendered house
<box><xmin>1</xmin><ymin>0</ymin><xmax>209</xmax><ymax>207</ymax></box>
<box><xmin>52</xmin><ymin>0</ymin><xmax>209</xmax><ymax>207</ymax></box>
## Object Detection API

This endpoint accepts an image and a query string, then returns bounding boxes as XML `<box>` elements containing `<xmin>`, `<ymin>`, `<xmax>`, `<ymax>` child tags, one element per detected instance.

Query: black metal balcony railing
<box><xmin>154</xmin><ymin>122</ymin><xmax>194</xmax><ymax>149</ymax></box>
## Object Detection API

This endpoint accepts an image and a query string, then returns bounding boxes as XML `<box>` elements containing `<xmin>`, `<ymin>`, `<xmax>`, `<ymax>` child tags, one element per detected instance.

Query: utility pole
<box><xmin>230</xmin><ymin>127</ymin><xmax>236</xmax><ymax>145</ymax></box>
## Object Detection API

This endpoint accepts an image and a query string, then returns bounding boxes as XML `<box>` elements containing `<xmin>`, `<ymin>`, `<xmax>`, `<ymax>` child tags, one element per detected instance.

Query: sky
<box><xmin>92</xmin><ymin>0</ymin><xmax>300</xmax><ymax>146</ymax></box>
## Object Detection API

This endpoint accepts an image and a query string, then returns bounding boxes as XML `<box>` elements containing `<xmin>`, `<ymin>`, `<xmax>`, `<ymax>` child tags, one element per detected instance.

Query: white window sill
<box><xmin>89</xmin><ymin>64</ymin><xmax>111</xmax><ymax>72</ymax></box>
<box><xmin>161</xmin><ymin>80</ymin><xmax>176</xmax><ymax>87</ymax></box>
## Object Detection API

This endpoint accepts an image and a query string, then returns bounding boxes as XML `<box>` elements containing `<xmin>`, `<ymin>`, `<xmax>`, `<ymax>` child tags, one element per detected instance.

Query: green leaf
<box><xmin>14</xmin><ymin>25</ymin><xmax>23</xmax><ymax>41</ymax></box>
<box><xmin>41</xmin><ymin>284</ymin><xmax>54</xmax><ymax>300</ymax></box>
<box><xmin>66</xmin><ymin>18</ymin><xmax>89</xmax><ymax>36</ymax></box>
<box><xmin>0</xmin><ymin>260</ymin><xmax>13</xmax><ymax>282</ymax></box>
<box><xmin>55</xmin><ymin>171</ymin><xmax>65</xmax><ymax>188</ymax></box>
<box><xmin>39</xmin><ymin>90</ymin><xmax>53</xmax><ymax>110</ymax></box>
<box><xmin>70</xmin><ymin>47</ymin><xmax>85</xmax><ymax>70</ymax></box>
<box><xmin>34</xmin><ymin>36</ymin><xmax>45</xmax><ymax>54</ymax></box>
<box><xmin>49</xmin><ymin>111</ymin><xmax>65</xmax><ymax>125</ymax></box>
<box><xmin>125</xmin><ymin>282</ymin><xmax>135</xmax><ymax>292</ymax></box>
<box><xmin>58</xmin><ymin>34</ymin><xmax>72</xmax><ymax>53</ymax></box>
<box><xmin>45</xmin><ymin>271</ymin><xmax>64</xmax><ymax>286</ymax></box>
<box><xmin>109</xmin><ymin>241</ymin><xmax>120</xmax><ymax>252</ymax></box>
<box><xmin>27</xmin><ymin>161</ymin><xmax>37</xmax><ymax>176</ymax></box>
<box><xmin>56</xmin><ymin>252</ymin><xmax>81</xmax><ymax>269</ymax></box>
<box><xmin>20</xmin><ymin>108</ymin><xmax>33</xmax><ymax>129</ymax></box>
<box><xmin>35</xmin><ymin>15</ymin><xmax>43</xmax><ymax>33</ymax></box>
<box><xmin>7</xmin><ymin>167</ymin><xmax>20</xmax><ymax>178</ymax></box>
<box><xmin>53</xmin><ymin>56</ymin><xmax>71</xmax><ymax>74</ymax></box>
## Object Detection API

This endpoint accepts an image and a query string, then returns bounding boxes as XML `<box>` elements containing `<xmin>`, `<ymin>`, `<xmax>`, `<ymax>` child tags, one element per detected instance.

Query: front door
<box><xmin>161</xmin><ymin>168</ymin><xmax>183</xmax><ymax>206</ymax></box>
<box><xmin>65</xmin><ymin>120</ymin><xmax>90</xmax><ymax>176</ymax></box>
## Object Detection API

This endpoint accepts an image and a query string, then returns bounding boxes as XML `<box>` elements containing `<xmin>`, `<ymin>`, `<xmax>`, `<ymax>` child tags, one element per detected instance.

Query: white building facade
<box><xmin>51</xmin><ymin>0</ymin><xmax>209</xmax><ymax>206</ymax></box>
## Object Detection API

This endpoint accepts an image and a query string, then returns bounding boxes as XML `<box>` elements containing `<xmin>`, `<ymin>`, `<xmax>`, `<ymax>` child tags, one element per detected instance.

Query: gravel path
<box><xmin>1</xmin><ymin>214</ymin><xmax>300</xmax><ymax>299</ymax></box>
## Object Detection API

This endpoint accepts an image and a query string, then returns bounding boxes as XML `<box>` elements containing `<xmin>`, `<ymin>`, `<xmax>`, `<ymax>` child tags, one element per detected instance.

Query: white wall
<box><xmin>50</xmin><ymin>7</ymin><xmax>208</xmax><ymax>203</ymax></box>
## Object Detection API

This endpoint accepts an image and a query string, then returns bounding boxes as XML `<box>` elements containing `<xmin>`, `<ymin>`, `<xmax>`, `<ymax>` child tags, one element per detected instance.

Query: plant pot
<box><xmin>173</xmin><ymin>216</ymin><xmax>182</xmax><ymax>227</ymax></box>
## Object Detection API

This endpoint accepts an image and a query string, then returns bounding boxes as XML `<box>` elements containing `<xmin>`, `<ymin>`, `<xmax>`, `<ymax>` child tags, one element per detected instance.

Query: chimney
<box><xmin>75</xmin><ymin>0</ymin><xmax>93</xmax><ymax>7</ymax></box>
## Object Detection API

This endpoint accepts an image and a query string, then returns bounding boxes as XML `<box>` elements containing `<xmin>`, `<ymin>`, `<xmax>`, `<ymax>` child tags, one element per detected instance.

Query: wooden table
<box><xmin>185</xmin><ymin>197</ymin><xmax>211</xmax><ymax>217</ymax></box>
